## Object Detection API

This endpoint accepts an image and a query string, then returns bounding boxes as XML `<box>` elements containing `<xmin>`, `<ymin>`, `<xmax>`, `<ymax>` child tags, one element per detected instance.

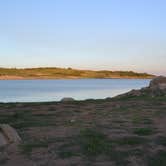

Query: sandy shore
<box><xmin>0</xmin><ymin>75</ymin><xmax>153</xmax><ymax>80</ymax></box>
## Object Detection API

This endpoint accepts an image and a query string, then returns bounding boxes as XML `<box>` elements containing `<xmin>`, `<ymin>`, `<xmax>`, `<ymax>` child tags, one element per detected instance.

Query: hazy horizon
<box><xmin>0</xmin><ymin>0</ymin><xmax>166</xmax><ymax>75</ymax></box>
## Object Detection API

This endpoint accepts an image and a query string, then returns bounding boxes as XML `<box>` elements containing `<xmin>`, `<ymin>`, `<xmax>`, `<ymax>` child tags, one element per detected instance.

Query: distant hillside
<box><xmin>0</xmin><ymin>67</ymin><xmax>155</xmax><ymax>79</ymax></box>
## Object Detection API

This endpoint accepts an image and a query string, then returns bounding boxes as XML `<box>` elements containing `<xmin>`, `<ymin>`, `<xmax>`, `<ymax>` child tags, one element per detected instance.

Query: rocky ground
<box><xmin>0</xmin><ymin>77</ymin><xmax>166</xmax><ymax>166</ymax></box>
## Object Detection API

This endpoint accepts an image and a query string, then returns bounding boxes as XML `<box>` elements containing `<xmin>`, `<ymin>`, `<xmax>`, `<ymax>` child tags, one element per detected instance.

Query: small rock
<box><xmin>0</xmin><ymin>124</ymin><xmax>21</xmax><ymax>147</ymax></box>
<box><xmin>61</xmin><ymin>97</ymin><xmax>75</xmax><ymax>102</ymax></box>
<box><xmin>70</xmin><ymin>119</ymin><xmax>76</xmax><ymax>123</ymax></box>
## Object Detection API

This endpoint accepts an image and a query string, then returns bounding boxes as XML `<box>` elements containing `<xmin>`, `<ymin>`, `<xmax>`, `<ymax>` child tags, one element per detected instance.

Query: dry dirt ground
<box><xmin>0</xmin><ymin>95</ymin><xmax>166</xmax><ymax>166</ymax></box>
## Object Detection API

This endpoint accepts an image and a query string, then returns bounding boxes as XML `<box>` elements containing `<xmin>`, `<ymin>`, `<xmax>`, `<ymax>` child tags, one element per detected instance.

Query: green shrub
<box><xmin>134</xmin><ymin>128</ymin><xmax>154</xmax><ymax>136</ymax></box>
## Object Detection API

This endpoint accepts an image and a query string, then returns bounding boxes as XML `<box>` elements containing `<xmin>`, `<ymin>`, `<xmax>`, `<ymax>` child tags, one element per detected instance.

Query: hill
<box><xmin>0</xmin><ymin>67</ymin><xmax>155</xmax><ymax>79</ymax></box>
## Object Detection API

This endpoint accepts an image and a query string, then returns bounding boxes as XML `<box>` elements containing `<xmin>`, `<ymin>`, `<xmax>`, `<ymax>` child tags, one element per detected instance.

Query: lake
<box><xmin>0</xmin><ymin>79</ymin><xmax>150</xmax><ymax>102</ymax></box>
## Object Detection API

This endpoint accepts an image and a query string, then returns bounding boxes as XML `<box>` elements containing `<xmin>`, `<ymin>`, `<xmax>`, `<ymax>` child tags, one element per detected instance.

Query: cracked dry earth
<box><xmin>0</xmin><ymin>96</ymin><xmax>166</xmax><ymax>166</ymax></box>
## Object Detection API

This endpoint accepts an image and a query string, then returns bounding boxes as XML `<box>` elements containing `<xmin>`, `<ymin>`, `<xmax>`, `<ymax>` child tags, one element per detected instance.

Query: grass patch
<box><xmin>58</xmin><ymin>151</ymin><xmax>78</xmax><ymax>159</ymax></box>
<box><xmin>78</xmin><ymin>128</ymin><xmax>112</xmax><ymax>156</ymax></box>
<box><xmin>113</xmin><ymin>94</ymin><xmax>151</xmax><ymax>101</ymax></box>
<box><xmin>132</xmin><ymin>116</ymin><xmax>153</xmax><ymax>124</ymax></box>
<box><xmin>148</xmin><ymin>151</ymin><xmax>166</xmax><ymax>166</ymax></box>
<box><xmin>77</xmin><ymin>129</ymin><xmax>132</xmax><ymax>165</ymax></box>
<box><xmin>108</xmin><ymin>150</ymin><xmax>130</xmax><ymax>166</ymax></box>
<box><xmin>143</xmin><ymin>118</ymin><xmax>153</xmax><ymax>124</ymax></box>
<box><xmin>59</xmin><ymin>129</ymin><xmax>136</xmax><ymax>165</ymax></box>
<box><xmin>134</xmin><ymin>128</ymin><xmax>154</xmax><ymax>136</ymax></box>
<box><xmin>132</xmin><ymin>115</ymin><xmax>142</xmax><ymax>124</ymax></box>
<box><xmin>0</xmin><ymin>111</ymin><xmax>56</xmax><ymax>129</ymax></box>
<box><xmin>19</xmin><ymin>140</ymin><xmax>49</xmax><ymax>155</ymax></box>
<box><xmin>113</xmin><ymin>136</ymin><xmax>147</xmax><ymax>145</ymax></box>
<box><xmin>112</xmin><ymin>106</ymin><xmax>130</xmax><ymax>112</ymax></box>
<box><xmin>154</xmin><ymin>109</ymin><xmax>166</xmax><ymax>116</ymax></box>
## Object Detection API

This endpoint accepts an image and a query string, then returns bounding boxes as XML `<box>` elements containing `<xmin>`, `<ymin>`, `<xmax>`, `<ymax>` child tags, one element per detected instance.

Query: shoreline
<box><xmin>0</xmin><ymin>76</ymin><xmax>154</xmax><ymax>80</ymax></box>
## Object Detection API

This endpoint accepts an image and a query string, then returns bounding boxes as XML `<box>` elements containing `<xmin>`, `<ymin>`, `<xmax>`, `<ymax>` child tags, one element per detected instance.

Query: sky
<box><xmin>0</xmin><ymin>0</ymin><xmax>166</xmax><ymax>75</ymax></box>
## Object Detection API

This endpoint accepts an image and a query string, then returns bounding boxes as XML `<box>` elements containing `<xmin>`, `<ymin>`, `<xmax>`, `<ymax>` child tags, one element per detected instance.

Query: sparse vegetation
<box><xmin>78</xmin><ymin>128</ymin><xmax>112</xmax><ymax>156</ymax></box>
<box><xmin>0</xmin><ymin>93</ymin><xmax>165</xmax><ymax>165</ymax></box>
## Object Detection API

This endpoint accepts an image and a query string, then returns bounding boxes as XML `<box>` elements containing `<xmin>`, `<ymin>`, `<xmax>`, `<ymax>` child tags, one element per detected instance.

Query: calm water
<box><xmin>0</xmin><ymin>79</ymin><xmax>150</xmax><ymax>102</ymax></box>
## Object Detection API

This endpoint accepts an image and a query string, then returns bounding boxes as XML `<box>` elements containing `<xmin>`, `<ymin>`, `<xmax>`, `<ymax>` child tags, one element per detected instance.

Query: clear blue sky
<box><xmin>0</xmin><ymin>0</ymin><xmax>165</xmax><ymax>75</ymax></box>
